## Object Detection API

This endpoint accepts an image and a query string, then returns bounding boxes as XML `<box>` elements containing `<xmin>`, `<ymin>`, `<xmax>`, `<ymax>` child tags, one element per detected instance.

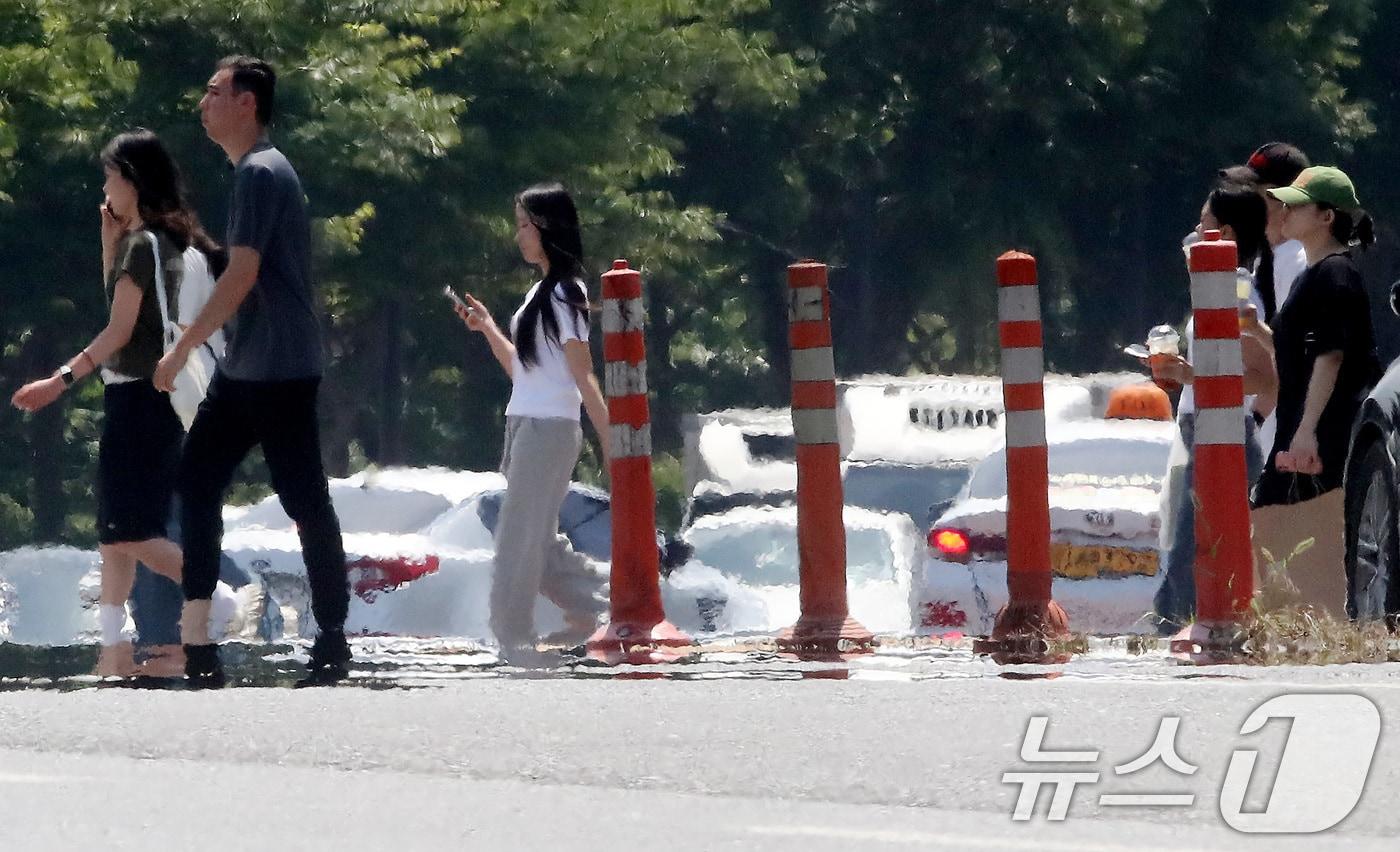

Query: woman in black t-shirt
<box><xmin>10</xmin><ymin>130</ymin><xmax>222</xmax><ymax>677</ymax></box>
<box><xmin>1253</xmin><ymin>166</ymin><xmax>1380</xmax><ymax>506</ymax></box>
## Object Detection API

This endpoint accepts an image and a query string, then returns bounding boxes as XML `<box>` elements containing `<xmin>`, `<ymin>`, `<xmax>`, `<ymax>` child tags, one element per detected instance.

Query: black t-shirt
<box><xmin>1263</xmin><ymin>251</ymin><xmax>1379</xmax><ymax>495</ymax></box>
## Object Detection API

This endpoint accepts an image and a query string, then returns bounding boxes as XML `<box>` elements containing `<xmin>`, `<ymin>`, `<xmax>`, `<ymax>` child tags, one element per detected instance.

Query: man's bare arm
<box><xmin>176</xmin><ymin>246</ymin><xmax>260</xmax><ymax>352</ymax></box>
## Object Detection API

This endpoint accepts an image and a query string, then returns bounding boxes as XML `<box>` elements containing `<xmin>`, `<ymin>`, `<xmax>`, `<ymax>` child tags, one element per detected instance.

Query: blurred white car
<box><xmin>0</xmin><ymin>545</ymin><xmax>251</xmax><ymax>647</ymax></box>
<box><xmin>228</xmin><ymin>467</ymin><xmax>506</xmax><ymax>536</ymax></box>
<box><xmin>219</xmin><ymin>467</ymin><xmax>502</xmax><ymax>639</ymax></box>
<box><xmin>0</xmin><ymin>467</ymin><xmax>601</xmax><ymax>647</ymax></box>
<box><xmin>0</xmin><ymin>547</ymin><xmax>103</xmax><ymax>645</ymax></box>
<box><xmin>917</xmin><ymin>419</ymin><xmax>1174</xmax><ymax>636</ymax></box>
<box><xmin>222</xmin><ymin>469</ymin><xmax>606</xmax><ymax>641</ymax></box>
<box><xmin>662</xmin><ymin>504</ymin><xmax>920</xmax><ymax>636</ymax></box>
<box><xmin>682</xmin><ymin>374</ymin><xmax>1145</xmax><ymax>532</ymax></box>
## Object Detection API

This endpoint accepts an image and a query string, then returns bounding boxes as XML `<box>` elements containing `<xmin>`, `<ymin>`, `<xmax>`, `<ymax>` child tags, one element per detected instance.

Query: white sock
<box><xmin>99</xmin><ymin>604</ymin><xmax>127</xmax><ymax>646</ymax></box>
<box><xmin>209</xmin><ymin>583</ymin><xmax>238</xmax><ymax>641</ymax></box>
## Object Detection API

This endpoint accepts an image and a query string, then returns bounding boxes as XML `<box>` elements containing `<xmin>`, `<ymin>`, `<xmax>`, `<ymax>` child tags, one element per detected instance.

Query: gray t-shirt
<box><xmin>222</xmin><ymin>140</ymin><xmax>323</xmax><ymax>380</ymax></box>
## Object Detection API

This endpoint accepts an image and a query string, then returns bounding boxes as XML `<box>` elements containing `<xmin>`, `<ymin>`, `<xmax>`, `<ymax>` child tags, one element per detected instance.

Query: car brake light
<box><xmin>347</xmin><ymin>554</ymin><xmax>441</xmax><ymax>599</ymax></box>
<box><xmin>929</xmin><ymin>528</ymin><xmax>971</xmax><ymax>560</ymax></box>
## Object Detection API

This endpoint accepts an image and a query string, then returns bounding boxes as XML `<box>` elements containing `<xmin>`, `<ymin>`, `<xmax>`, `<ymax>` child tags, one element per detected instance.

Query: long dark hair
<box><xmin>100</xmin><ymin>129</ymin><xmax>226</xmax><ymax>274</ymax></box>
<box><xmin>513</xmin><ymin>182</ymin><xmax>588</xmax><ymax>368</ymax></box>
<box><xmin>1207</xmin><ymin>182</ymin><xmax>1273</xmax><ymax>321</ymax></box>
<box><xmin>1323</xmin><ymin>205</ymin><xmax>1376</xmax><ymax>250</ymax></box>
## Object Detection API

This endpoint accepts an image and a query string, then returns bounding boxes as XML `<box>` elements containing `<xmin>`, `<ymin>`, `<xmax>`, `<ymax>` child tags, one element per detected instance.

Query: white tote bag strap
<box><xmin>144</xmin><ymin>230</ymin><xmax>177</xmax><ymax>351</ymax></box>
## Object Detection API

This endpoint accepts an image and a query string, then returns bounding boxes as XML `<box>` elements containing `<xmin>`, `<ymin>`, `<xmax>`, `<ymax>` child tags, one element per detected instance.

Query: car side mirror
<box><xmin>1390</xmin><ymin>280</ymin><xmax>1400</xmax><ymax>318</ymax></box>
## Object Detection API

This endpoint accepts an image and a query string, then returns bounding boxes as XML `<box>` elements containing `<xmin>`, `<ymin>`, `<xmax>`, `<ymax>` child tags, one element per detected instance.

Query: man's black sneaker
<box><xmin>295</xmin><ymin>630</ymin><xmax>351</xmax><ymax>688</ymax></box>
<box><xmin>184</xmin><ymin>643</ymin><xmax>226</xmax><ymax>690</ymax></box>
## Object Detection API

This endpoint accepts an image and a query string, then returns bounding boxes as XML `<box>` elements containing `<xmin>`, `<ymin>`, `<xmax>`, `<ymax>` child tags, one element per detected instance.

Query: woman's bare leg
<box><xmin>115</xmin><ymin>538</ymin><xmax>186</xmax><ymax>677</ymax></box>
<box><xmin>96</xmin><ymin>545</ymin><xmax>139</xmax><ymax>677</ymax></box>
<box><xmin>98</xmin><ymin>544</ymin><xmax>138</xmax><ymax>606</ymax></box>
<box><xmin>118</xmin><ymin>537</ymin><xmax>183</xmax><ymax>584</ymax></box>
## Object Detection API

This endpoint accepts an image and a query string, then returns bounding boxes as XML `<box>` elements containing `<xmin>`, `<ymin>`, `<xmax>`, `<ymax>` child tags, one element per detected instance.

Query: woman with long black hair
<box><xmin>456</xmin><ymin>182</ymin><xmax>609</xmax><ymax>658</ymax></box>
<box><xmin>1151</xmin><ymin>180</ymin><xmax>1277</xmax><ymax>630</ymax></box>
<box><xmin>11</xmin><ymin>128</ymin><xmax>222</xmax><ymax>676</ymax></box>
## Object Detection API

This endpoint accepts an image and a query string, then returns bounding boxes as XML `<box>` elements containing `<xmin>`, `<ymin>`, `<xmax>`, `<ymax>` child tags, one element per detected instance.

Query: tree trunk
<box><xmin>24</xmin><ymin>331</ymin><xmax>66</xmax><ymax>543</ymax></box>
<box><xmin>841</xmin><ymin>182</ymin><xmax>880</xmax><ymax>375</ymax></box>
<box><xmin>644</xmin><ymin>275</ymin><xmax>681</xmax><ymax>454</ymax></box>
<box><xmin>757</xmin><ymin>253</ymin><xmax>792</xmax><ymax>400</ymax></box>
<box><xmin>317</xmin><ymin>315</ymin><xmax>365</xmax><ymax>477</ymax></box>
<box><xmin>458</xmin><ymin>327</ymin><xmax>510</xmax><ymax>472</ymax></box>
<box><xmin>319</xmin><ymin>375</ymin><xmax>356</xmax><ymax>478</ymax></box>
<box><xmin>377</xmin><ymin>296</ymin><xmax>405</xmax><ymax>464</ymax></box>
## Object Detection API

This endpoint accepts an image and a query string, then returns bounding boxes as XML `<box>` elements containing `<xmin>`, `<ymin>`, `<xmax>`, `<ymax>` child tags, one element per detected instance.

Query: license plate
<box><xmin>1050</xmin><ymin>543</ymin><xmax>1158</xmax><ymax>578</ymax></box>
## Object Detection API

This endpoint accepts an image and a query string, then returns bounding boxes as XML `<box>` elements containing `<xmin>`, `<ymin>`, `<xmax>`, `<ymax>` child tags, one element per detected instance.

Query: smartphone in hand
<box><xmin>443</xmin><ymin>285</ymin><xmax>469</xmax><ymax>311</ymax></box>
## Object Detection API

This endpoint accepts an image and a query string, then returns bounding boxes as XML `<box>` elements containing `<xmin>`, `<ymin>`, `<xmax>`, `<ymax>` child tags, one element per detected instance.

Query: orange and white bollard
<box><xmin>777</xmin><ymin>260</ymin><xmax>874</xmax><ymax>656</ymax></box>
<box><xmin>586</xmin><ymin>260</ymin><xmax>690</xmax><ymax>664</ymax></box>
<box><xmin>1174</xmin><ymin>229</ymin><xmax>1253</xmax><ymax>657</ymax></box>
<box><xmin>976</xmin><ymin>250</ymin><xmax>1070</xmax><ymax>663</ymax></box>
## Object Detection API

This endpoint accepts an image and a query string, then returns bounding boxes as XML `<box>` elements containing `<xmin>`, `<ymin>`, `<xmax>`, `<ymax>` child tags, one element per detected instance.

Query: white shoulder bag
<box><xmin>146</xmin><ymin>231</ymin><xmax>212</xmax><ymax>430</ymax></box>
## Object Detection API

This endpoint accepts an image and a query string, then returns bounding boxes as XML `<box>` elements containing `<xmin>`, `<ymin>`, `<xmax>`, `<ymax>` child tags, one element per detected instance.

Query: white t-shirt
<box><xmin>1273</xmin><ymin>240</ymin><xmax>1307</xmax><ymax>310</ymax></box>
<box><xmin>505</xmin><ymin>280</ymin><xmax>589</xmax><ymax>420</ymax></box>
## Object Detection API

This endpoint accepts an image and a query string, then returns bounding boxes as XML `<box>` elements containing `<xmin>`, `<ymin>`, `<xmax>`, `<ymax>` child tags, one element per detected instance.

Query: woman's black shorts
<box><xmin>96</xmin><ymin>380</ymin><xmax>183</xmax><ymax>544</ymax></box>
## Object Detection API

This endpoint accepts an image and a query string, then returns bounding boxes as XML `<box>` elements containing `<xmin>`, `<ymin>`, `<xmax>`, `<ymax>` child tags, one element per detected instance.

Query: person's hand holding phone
<box><xmin>100</xmin><ymin>198</ymin><xmax>126</xmax><ymax>250</ymax></box>
<box><xmin>446</xmin><ymin>287</ymin><xmax>494</xmax><ymax>333</ymax></box>
<box><xmin>460</xmin><ymin>292</ymin><xmax>494</xmax><ymax>332</ymax></box>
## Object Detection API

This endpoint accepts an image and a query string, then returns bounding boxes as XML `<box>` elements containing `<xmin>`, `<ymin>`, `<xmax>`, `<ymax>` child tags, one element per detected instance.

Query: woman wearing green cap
<box><xmin>1253</xmin><ymin>166</ymin><xmax>1381</xmax><ymax>506</ymax></box>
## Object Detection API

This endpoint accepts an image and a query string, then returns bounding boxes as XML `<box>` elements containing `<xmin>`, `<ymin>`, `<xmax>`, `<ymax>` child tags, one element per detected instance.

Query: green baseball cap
<box><xmin>1266</xmin><ymin>165</ymin><xmax>1361</xmax><ymax>209</ymax></box>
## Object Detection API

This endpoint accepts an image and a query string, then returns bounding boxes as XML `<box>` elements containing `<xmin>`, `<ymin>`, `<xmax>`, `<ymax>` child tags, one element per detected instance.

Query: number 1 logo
<box><xmin>1220</xmin><ymin>693</ymin><xmax>1380</xmax><ymax>833</ymax></box>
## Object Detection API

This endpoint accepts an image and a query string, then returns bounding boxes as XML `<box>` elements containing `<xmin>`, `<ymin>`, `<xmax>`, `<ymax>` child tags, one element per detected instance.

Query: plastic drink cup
<box><xmin>1236</xmin><ymin>271</ymin><xmax>1257</xmax><ymax>328</ymax></box>
<box><xmin>1146</xmin><ymin>324</ymin><xmax>1180</xmax><ymax>356</ymax></box>
<box><xmin>1146</xmin><ymin>324</ymin><xmax>1181</xmax><ymax>393</ymax></box>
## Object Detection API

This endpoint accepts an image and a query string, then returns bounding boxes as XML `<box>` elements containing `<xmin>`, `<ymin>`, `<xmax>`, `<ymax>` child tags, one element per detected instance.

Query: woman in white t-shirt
<box><xmin>456</xmin><ymin>183</ymin><xmax>610</xmax><ymax>657</ymax></box>
<box><xmin>1150</xmin><ymin>182</ymin><xmax>1277</xmax><ymax>631</ymax></box>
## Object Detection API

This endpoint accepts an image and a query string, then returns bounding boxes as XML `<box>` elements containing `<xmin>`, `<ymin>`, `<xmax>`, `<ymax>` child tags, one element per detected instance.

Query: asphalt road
<box><xmin>1</xmin><ymin>647</ymin><xmax>1399</xmax><ymax>850</ymax></box>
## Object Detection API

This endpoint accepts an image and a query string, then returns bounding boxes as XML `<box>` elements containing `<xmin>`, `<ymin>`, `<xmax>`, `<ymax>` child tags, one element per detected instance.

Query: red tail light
<box><xmin>347</xmin><ymin>554</ymin><xmax>441</xmax><ymax>600</ymax></box>
<box><xmin>929</xmin><ymin>528</ymin><xmax>971</xmax><ymax>561</ymax></box>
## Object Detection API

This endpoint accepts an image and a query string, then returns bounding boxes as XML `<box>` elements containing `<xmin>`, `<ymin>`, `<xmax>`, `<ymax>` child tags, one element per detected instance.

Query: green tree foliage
<box><xmin>0</xmin><ymin>0</ymin><xmax>1392</xmax><ymax>546</ymax></box>
<box><xmin>1</xmin><ymin>1</ymin><xmax>143</xmax><ymax>543</ymax></box>
<box><xmin>667</xmin><ymin>0</ymin><xmax>1379</xmax><ymax>377</ymax></box>
<box><xmin>0</xmin><ymin>0</ymin><xmax>804</xmax><ymax>545</ymax></box>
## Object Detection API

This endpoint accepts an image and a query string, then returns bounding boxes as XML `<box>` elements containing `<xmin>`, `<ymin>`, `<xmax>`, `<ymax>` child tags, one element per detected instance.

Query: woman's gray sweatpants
<box><xmin>490</xmin><ymin>416</ymin><xmax>608</xmax><ymax>647</ymax></box>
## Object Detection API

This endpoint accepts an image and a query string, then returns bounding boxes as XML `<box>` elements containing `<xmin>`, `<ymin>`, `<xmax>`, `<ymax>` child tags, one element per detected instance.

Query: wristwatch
<box><xmin>57</xmin><ymin>365</ymin><xmax>75</xmax><ymax>387</ymax></box>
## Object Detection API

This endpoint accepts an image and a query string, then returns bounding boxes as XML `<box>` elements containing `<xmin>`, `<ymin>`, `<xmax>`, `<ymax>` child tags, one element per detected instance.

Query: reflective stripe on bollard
<box><xmin>585</xmin><ymin>259</ymin><xmax>690</xmax><ymax>664</ymax></box>
<box><xmin>777</xmin><ymin>259</ymin><xmax>874</xmax><ymax>657</ymax></box>
<box><xmin>976</xmin><ymin>250</ymin><xmax>1071</xmax><ymax>664</ymax></box>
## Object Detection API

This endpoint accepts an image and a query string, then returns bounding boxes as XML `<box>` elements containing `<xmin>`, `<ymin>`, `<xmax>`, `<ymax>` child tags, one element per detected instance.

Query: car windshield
<box><xmin>966</xmin><ymin>437</ymin><xmax>1167</xmax><ymax>500</ymax></box>
<box><xmin>843</xmin><ymin>463</ymin><xmax>971</xmax><ymax>527</ymax></box>
<box><xmin>684</xmin><ymin>518</ymin><xmax>897</xmax><ymax>586</ymax></box>
<box><xmin>421</xmin><ymin>502</ymin><xmax>496</xmax><ymax>551</ymax></box>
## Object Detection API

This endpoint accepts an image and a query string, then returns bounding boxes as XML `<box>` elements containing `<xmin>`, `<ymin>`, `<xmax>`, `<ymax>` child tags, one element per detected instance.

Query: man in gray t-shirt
<box><xmin>154</xmin><ymin>55</ymin><xmax>350</xmax><ymax>688</ymax></box>
<box><xmin>223</xmin><ymin>140</ymin><xmax>322</xmax><ymax>380</ymax></box>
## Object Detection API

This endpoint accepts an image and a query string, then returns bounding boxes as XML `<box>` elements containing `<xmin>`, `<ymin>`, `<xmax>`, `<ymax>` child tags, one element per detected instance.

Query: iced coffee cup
<box><xmin>1146</xmin><ymin>324</ymin><xmax>1182</xmax><ymax>393</ymax></box>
